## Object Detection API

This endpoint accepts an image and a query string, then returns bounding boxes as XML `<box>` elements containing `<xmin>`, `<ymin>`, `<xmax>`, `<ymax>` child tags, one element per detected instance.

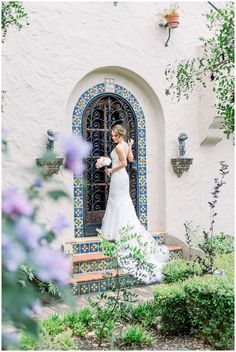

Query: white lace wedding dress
<box><xmin>101</xmin><ymin>141</ymin><xmax>169</xmax><ymax>284</ymax></box>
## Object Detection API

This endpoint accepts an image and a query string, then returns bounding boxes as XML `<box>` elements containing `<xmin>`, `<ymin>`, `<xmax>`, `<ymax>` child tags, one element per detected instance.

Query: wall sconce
<box><xmin>159</xmin><ymin>13</ymin><xmax>180</xmax><ymax>47</ymax></box>
<box><xmin>114</xmin><ymin>1</ymin><xmax>118</xmax><ymax>6</ymax></box>
<box><xmin>36</xmin><ymin>130</ymin><xmax>63</xmax><ymax>179</ymax></box>
<box><xmin>171</xmin><ymin>133</ymin><xmax>193</xmax><ymax>177</ymax></box>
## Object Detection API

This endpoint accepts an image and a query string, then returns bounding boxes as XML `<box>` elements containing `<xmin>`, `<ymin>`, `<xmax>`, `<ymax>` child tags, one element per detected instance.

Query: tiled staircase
<box><xmin>64</xmin><ymin>232</ymin><xmax>183</xmax><ymax>296</ymax></box>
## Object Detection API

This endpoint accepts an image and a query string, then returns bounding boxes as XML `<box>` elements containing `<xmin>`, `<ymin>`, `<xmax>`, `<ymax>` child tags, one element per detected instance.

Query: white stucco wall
<box><xmin>2</xmin><ymin>1</ymin><xmax>234</xmax><ymax>245</ymax></box>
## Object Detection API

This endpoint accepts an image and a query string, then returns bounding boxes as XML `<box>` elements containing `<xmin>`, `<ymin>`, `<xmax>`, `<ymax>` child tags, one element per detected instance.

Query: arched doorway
<box><xmin>72</xmin><ymin>82</ymin><xmax>148</xmax><ymax>238</ymax></box>
<box><xmin>82</xmin><ymin>93</ymin><xmax>138</xmax><ymax>236</ymax></box>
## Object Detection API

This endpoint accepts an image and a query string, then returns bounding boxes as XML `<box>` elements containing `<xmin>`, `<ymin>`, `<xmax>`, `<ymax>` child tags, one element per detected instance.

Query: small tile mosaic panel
<box><xmin>73</xmin><ymin>83</ymin><xmax>147</xmax><ymax>238</ymax></box>
<box><xmin>169</xmin><ymin>249</ymin><xmax>183</xmax><ymax>260</ymax></box>
<box><xmin>71</xmin><ymin>235</ymin><xmax>166</xmax><ymax>255</ymax></box>
<box><xmin>73</xmin><ymin>275</ymin><xmax>144</xmax><ymax>296</ymax></box>
<box><xmin>73</xmin><ymin>258</ymin><xmax>112</xmax><ymax>274</ymax></box>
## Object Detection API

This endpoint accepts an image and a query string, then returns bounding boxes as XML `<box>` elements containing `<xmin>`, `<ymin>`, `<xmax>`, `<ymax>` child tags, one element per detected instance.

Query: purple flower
<box><xmin>31</xmin><ymin>299</ymin><xmax>42</xmax><ymax>315</ymax></box>
<box><xmin>33</xmin><ymin>246</ymin><xmax>72</xmax><ymax>284</ymax></box>
<box><xmin>23</xmin><ymin>299</ymin><xmax>42</xmax><ymax>316</ymax></box>
<box><xmin>51</xmin><ymin>214</ymin><xmax>69</xmax><ymax>235</ymax></box>
<box><xmin>2</xmin><ymin>188</ymin><xmax>34</xmax><ymax>217</ymax></box>
<box><xmin>2</xmin><ymin>124</ymin><xmax>8</xmax><ymax>140</ymax></box>
<box><xmin>33</xmin><ymin>179</ymin><xmax>43</xmax><ymax>188</ymax></box>
<box><xmin>15</xmin><ymin>218</ymin><xmax>44</xmax><ymax>249</ymax></box>
<box><xmin>2</xmin><ymin>234</ymin><xmax>26</xmax><ymax>271</ymax></box>
<box><xmin>2</xmin><ymin>331</ymin><xmax>18</xmax><ymax>349</ymax></box>
<box><xmin>60</xmin><ymin>134</ymin><xmax>91</xmax><ymax>175</ymax></box>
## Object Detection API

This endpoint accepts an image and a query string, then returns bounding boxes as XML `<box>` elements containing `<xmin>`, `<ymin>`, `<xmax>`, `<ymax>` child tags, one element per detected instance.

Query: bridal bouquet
<box><xmin>96</xmin><ymin>156</ymin><xmax>111</xmax><ymax>169</ymax></box>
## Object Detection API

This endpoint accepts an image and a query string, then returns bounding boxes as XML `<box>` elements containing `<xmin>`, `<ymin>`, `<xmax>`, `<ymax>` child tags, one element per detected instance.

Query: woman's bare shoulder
<box><xmin>115</xmin><ymin>142</ymin><xmax>127</xmax><ymax>154</ymax></box>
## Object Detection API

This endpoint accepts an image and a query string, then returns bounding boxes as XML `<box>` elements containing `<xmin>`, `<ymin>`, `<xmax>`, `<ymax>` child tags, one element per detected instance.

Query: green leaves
<box><xmin>165</xmin><ymin>2</ymin><xmax>234</xmax><ymax>137</ymax></box>
<box><xmin>2</xmin><ymin>1</ymin><xmax>28</xmax><ymax>42</ymax></box>
<box><xmin>47</xmin><ymin>190</ymin><xmax>70</xmax><ymax>201</ymax></box>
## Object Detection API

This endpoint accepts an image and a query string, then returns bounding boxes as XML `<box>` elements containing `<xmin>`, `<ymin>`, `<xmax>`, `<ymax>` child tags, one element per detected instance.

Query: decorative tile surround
<box><xmin>72</xmin><ymin>83</ymin><xmax>147</xmax><ymax>238</ymax></box>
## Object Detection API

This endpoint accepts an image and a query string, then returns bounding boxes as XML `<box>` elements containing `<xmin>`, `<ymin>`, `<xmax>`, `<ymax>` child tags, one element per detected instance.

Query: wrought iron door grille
<box><xmin>82</xmin><ymin>93</ymin><xmax>138</xmax><ymax>236</ymax></box>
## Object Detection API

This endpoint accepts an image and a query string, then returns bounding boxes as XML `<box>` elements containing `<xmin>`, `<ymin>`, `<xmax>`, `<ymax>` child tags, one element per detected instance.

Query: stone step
<box><xmin>72</xmin><ymin>246</ymin><xmax>183</xmax><ymax>274</ymax></box>
<box><xmin>71</xmin><ymin>270</ymin><xmax>143</xmax><ymax>295</ymax></box>
<box><xmin>64</xmin><ymin>232</ymin><xmax>167</xmax><ymax>255</ymax></box>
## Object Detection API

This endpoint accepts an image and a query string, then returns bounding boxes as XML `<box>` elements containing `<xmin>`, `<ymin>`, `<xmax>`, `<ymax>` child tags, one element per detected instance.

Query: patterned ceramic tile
<box><xmin>169</xmin><ymin>250</ymin><xmax>183</xmax><ymax>260</ymax></box>
<box><xmin>74</xmin><ymin>177</ymin><xmax>83</xmax><ymax>187</ymax></box>
<box><xmin>139</xmin><ymin>157</ymin><xmax>146</xmax><ymax>166</ymax></box>
<box><xmin>139</xmin><ymin>186</ymin><xmax>146</xmax><ymax>194</ymax></box>
<box><xmin>74</xmin><ymin>188</ymin><xmax>82</xmax><ymax>197</ymax></box>
<box><xmin>138</xmin><ymin>129</ymin><xmax>146</xmax><ymax>138</ymax></box>
<box><xmin>138</xmin><ymin>138</ymin><xmax>146</xmax><ymax>148</ymax></box>
<box><xmin>73</xmin><ymin>107</ymin><xmax>83</xmax><ymax>118</ymax></box>
<box><xmin>74</xmin><ymin>218</ymin><xmax>83</xmax><ymax>228</ymax></box>
<box><xmin>79</xmin><ymin>283</ymin><xmax>89</xmax><ymax>295</ymax></box>
<box><xmin>75</xmin><ymin>228</ymin><xmax>83</xmax><ymax>238</ymax></box>
<box><xmin>140</xmin><ymin>195</ymin><xmax>147</xmax><ymax>205</ymax></box>
<box><xmin>97</xmin><ymin>83</ymin><xmax>105</xmax><ymax>93</ymax></box>
<box><xmin>139</xmin><ymin>168</ymin><xmax>146</xmax><ymax>176</ymax></box>
<box><xmin>74</xmin><ymin>208</ymin><xmax>83</xmax><ymax>218</ymax></box>
<box><xmin>72</xmin><ymin>127</ymin><xmax>81</xmax><ymax>135</ymax></box>
<box><xmin>138</xmin><ymin>147</ymin><xmax>146</xmax><ymax>156</ymax></box>
<box><xmin>120</xmin><ymin>88</ymin><xmax>130</xmax><ymax>99</ymax></box>
<box><xmin>137</xmin><ymin>110</ymin><xmax>144</xmax><ymax>120</ymax></box>
<box><xmin>89</xmin><ymin>243</ymin><xmax>99</xmax><ymax>252</ymax></box>
<box><xmin>134</xmin><ymin>103</ymin><xmax>141</xmax><ymax>112</ymax></box>
<box><xmin>139</xmin><ymin>214</ymin><xmax>147</xmax><ymax>223</ymax></box>
<box><xmin>73</xmin><ymin>117</ymin><xmax>82</xmax><ymax>125</ymax></box>
<box><xmin>90</xmin><ymin>282</ymin><xmax>99</xmax><ymax>293</ymax></box>
<box><xmin>138</xmin><ymin>119</ymin><xmax>145</xmax><ymax>128</ymax></box>
<box><xmin>115</xmin><ymin>85</ymin><xmax>123</xmax><ymax>95</ymax></box>
<box><xmin>74</xmin><ymin>197</ymin><xmax>82</xmax><ymax>207</ymax></box>
<box><xmin>81</xmin><ymin>244</ymin><xmax>89</xmax><ymax>253</ymax></box>
<box><xmin>72</xmin><ymin>244</ymin><xmax>78</xmax><ymax>253</ymax></box>
<box><xmin>99</xmin><ymin>281</ymin><xmax>108</xmax><ymax>292</ymax></box>
<box><xmin>128</xmin><ymin>94</ymin><xmax>137</xmax><ymax>105</ymax></box>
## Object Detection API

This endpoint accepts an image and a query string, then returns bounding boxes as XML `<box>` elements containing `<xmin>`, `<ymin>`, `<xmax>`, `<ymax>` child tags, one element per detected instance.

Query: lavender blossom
<box><xmin>2</xmin><ymin>125</ymin><xmax>8</xmax><ymax>140</ymax></box>
<box><xmin>15</xmin><ymin>218</ymin><xmax>44</xmax><ymax>249</ymax></box>
<box><xmin>60</xmin><ymin>134</ymin><xmax>91</xmax><ymax>175</ymax></box>
<box><xmin>22</xmin><ymin>299</ymin><xmax>42</xmax><ymax>316</ymax></box>
<box><xmin>51</xmin><ymin>214</ymin><xmax>69</xmax><ymax>235</ymax></box>
<box><xmin>2</xmin><ymin>234</ymin><xmax>26</xmax><ymax>271</ymax></box>
<box><xmin>33</xmin><ymin>246</ymin><xmax>72</xmax><ymax>284</ymax></box>
<box><xmin>2</xmin><ymin>188</ymin><xmax>34</xmax><ymax>217</ymax></box>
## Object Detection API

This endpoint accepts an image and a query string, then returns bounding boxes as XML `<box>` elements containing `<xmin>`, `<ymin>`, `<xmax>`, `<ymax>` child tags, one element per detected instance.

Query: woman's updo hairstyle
<box><xmin>112</xmin><ymin>124</ymin><xmax>126</xmax><ymax>138</ymax></box>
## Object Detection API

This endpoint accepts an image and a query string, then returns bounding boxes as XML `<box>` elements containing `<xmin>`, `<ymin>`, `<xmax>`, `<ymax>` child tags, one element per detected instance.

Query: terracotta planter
<box><xmin>165</xmin><ymin>13</ymin><xmax>179</xmax><ymax>28</ymax></box>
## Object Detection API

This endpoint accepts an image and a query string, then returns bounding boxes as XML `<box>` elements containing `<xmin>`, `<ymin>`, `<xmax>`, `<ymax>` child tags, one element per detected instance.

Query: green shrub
<box><xmin>122</xmin><ymin>301</ymin><xmax>159</xmax><ymax>328</ymax></box>
<box><xmin>41</xmin><ymin>314</ymin><xmax>64</xmax><ymax>336</ymax></box>
<box><xmin>19</xmin><ymin>333</ymin><xmax>38</xmax><ymax>350</ymax></box>
<box><xmin>214</xmin><ymin>253</ymin><xmax>234</xmax><ymax>280</ymax></box>
<box><xmin>211</xmin><ymin>233</ymin><xmax>234</xmax><ymax>254</ymax></box>
<box><xmin>184</xmin><ymin>275</ymin><xmax>234</xmax><ymax>350</ymax></box>
<box><xmin>163</xmin><ymin>259</ymin><xmax>202</xmax><ymax>283</ymax></box>
<box><xmin>39</xmin><ymin>330</ymin><xmax>76</xmax><ymax>350</ymax></box>
<box><xmin>121</xmin><ymin>325</ymin><xmax>154</xmax><ymax>348</ymax></box>
<box><xmin>153</xmin><ymin>282</ymin><xmax>191</xmax><ymax>334</ymax></box>
<box><xmin>62</xmin><ymin>312</ymin><xmax>86</xmax><ymax>337</ymax></box>
<box><xmin>94</xmin><ymin>317</ymin><xmax>115</xmax><ymax>339</ymax></box>
<box><xmin>78</xmin><ymin>307</ymin><xmax>94</xmax><ymax>327</ymax></box>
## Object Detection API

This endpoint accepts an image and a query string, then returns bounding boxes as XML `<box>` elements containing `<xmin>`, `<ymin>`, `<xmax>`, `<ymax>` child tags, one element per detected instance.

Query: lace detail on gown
<box><xmin>101</xmin><ymin>142</ymin><xmax>169</xmax><ymax>284</ymax></box>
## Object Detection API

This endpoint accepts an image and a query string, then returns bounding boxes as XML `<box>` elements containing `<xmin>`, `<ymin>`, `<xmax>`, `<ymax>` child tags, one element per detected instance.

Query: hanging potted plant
<box><xmin>158</xmin><ymin>3</ymin><xmax>180</xmax><ymax>29</ymax></box>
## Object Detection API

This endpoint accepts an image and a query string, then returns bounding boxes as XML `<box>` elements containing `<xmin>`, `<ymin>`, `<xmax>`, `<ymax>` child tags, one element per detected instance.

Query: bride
<box><xmin>100</xmin><ymin>124</ymin><xmax>169</xmax><ymax>284</ymax></box>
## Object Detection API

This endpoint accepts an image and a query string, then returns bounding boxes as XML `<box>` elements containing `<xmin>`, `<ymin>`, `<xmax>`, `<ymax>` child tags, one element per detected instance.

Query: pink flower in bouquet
<box><xmin>96</xmin><ymin>157</ymin><xmax>111</xmax><ymax>169</ymax></box>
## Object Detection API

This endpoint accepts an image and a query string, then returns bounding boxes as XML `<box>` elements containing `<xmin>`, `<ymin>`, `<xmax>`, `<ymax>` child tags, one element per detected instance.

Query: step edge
<box><xmin>65</xmin><ymin>231</ymin><xmax>167</xmax><ymax>244</ymax></box>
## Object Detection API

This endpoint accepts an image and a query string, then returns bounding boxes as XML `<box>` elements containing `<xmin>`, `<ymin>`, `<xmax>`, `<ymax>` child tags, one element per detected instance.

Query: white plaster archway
<box><xmin>66</xmin><ymin>66</ymin><xmax>166</xmax><ymax>235</ymax></box>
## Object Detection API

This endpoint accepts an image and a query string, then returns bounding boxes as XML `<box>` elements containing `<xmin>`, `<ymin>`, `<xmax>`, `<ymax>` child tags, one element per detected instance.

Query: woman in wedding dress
<box><xmin>101</xmin><ymin>125</ymin><xmax>169</xmax><ymax>284</ymax></box>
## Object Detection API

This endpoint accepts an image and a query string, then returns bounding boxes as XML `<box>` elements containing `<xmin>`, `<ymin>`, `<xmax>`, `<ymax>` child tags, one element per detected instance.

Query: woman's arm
<box><xmin>127</xmin><ymin>139</ymin><xmax>134</xmax><ymax>162</ymax></box>
<box><xmin>105</xmin><ymin>145</ymin><xmax>127</xmax><ymax>174</ymax></box>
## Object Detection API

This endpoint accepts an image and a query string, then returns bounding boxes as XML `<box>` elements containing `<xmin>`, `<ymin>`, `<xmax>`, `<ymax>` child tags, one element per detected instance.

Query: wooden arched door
<box><xmin>82</xmin><ymin>93</ymin><xmax>138</xmax><ymax>236</ymax></box>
